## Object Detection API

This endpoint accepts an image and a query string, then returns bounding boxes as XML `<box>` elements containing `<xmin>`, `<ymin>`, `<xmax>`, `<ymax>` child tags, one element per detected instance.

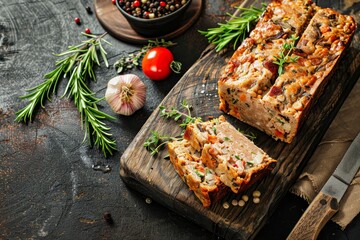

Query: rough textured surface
<box><xmin>0</xmin><ymin>0</ymin><xmax>359</xmax><ymax>240</ymax></box>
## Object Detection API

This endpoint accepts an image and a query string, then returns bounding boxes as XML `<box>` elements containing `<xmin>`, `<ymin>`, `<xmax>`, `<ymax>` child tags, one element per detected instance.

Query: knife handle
<box><xmin>287</xmin><ymin>192</ymin><xmax>339</xmax><ymax>240</ymax></box>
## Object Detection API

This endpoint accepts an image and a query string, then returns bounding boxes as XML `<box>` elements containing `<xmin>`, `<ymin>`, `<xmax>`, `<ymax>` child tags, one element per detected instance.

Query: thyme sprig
<box><xmin>144</xmin><ymin>131</ymin><xmax>181</xmax><ymax>156</ymax></box>
<box><xmin>144</xmin><ymin>100</ymin><xmax>200</xmax><ymax>155</ymax></box>
<box><xmin>15</xmin><ymin>32</ymin><xmax>117</xmax><ymax>157</ymax></box>
<box><xmin>145</xmin><ymin>100</ymin><xmax>257</xmax><ymax>156</ymax></box>
<box><xmin>114</xmin><ymin>39</ymin><xmax>177</xmax><ymax>74</ymax></box>
<box><xmin>273</xmin><ymin>34</ymin><xmax>299</xmax><ymax>75</ymax></box>
<box><xmin>159</xmin><ymin>100</ymin><xmax>201</xmax><ymax>128</ymax></box>
<box><xmin>199</xmin><ymin>4</ymin><xmax>266</xmax><ymax>52</ymax></box>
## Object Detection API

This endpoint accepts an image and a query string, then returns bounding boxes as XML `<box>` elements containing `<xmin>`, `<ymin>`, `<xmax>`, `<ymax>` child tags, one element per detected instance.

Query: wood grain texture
<box><xmin>287</xmin><ymin>193</ymin><xmax>339</xmax><ymax>240</ymax></box>
<box><xmin>94</xmin><ymin>0</ymin><xmax>202</xmax><ymax>44</ymax></box>
<box><xmin>119</xmin><ymin>0</ymin><xmax>360</xmax><ymax>239</ymax></box>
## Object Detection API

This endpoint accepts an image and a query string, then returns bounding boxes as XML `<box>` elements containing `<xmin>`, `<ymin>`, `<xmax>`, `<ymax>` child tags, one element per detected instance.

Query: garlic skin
<box><xmin>105</xmin><ymin>74</ymin><xmax>147</xmax><ymax>116</ymax></box>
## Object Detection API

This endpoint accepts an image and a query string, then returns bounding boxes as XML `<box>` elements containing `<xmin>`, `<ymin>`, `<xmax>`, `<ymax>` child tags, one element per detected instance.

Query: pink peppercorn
<box><xmin>133</xmin><ymin>0</ymin><xmax>140</xmax><ymax>7</ymax></box>
<box><xmin>74</xmin><ymin>17</ymin><xmax>81</xmax><ymax>24</ymax></box>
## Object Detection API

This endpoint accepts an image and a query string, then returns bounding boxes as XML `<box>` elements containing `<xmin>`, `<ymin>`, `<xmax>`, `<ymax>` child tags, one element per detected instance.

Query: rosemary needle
<box><xmin>199</xmin><ymin>4</ymin><xmax>267</xmax><ymax>52</ymax></box>
<box><xmin>15</xmin><ymin>32</ymin><xmax>117</xmax><ymax>157</ymax></box>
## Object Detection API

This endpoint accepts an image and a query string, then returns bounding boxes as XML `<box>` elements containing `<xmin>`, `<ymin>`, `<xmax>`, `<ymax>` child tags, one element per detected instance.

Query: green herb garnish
<box><xmin>212</xmin><ymin>127</ymin><xmax>217</xmax><ymax>135</ymax></box>
<box><xmin>194</xmin><ymin>169</ymin><xmax>205</xmax><ymax>177</ymax></box>
<box><xmin>114</xmin><ymin>39</ymin><xmax>177</xmax><ymax>74</ymax></box>
<box><xmin>199</xmin><ymin>4</ymin><xmax>267</xmax><ymax>52</ymax></box>
<box><xmin>276</xmin><ymin>118</ymin><xmax>285</xmax><ymax>125</ymax></box>
<box><xmin>273</xmin><ymin>34</ymin><xmax>299</xmax><ymax>75</ymax></box>
<box><xmin>246</xmin><ymin>161</ymin><xmax>254</xmax><ymax>167</ymax></box>
<box><xmin>238</xmin><ymin>129</ymin><xmax>257</xmax><ymax>141</ymax></box>
<box><xmin>15</xmin><ymin>32</ymin><xmax>117</xmax><ymax>157</ymax></box>
<box><xmin>144</xmin><ymin>100</ymin><xmax>200</xmax><ymax>155</ymax></box>
<box><xmin>143</xmin><ymin>131</ymin><xmax>180</xmax><ymax>156</ymax></box>
<box><xmin>159</xmin><ymin>100</ymin><xmax>201</xmax><ymax>128</ymax></box>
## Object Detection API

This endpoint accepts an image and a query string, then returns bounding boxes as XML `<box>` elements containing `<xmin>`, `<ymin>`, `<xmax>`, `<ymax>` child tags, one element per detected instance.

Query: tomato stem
<box><xmin>170</xmin><ymin>61</ymin><xmax>182</xmax><ymax>74</ymax></box>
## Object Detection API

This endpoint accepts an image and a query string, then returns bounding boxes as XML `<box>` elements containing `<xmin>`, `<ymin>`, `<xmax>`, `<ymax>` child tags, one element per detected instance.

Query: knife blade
<box><xmin>287</xmin><ymin>132</ymin><xmax>360</xmax><ymax>240</ymax></box>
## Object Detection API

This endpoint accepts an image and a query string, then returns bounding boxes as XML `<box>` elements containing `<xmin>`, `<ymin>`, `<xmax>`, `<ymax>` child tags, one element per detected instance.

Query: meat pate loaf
<box><xmin>218</xmin><ymin>1</ymin><xmax>356</xmax><ymax>143</ymax></box>
<box><xmin>219</xmin><ymin>0</ymin><xmax>315</xmax><ymax>102</ymax></box>
<box><xmin>263</xmin><ymin>8</ymin><xmax>356</xmax><ymax>142</ymax></box>
<box><xmin>184</xmin><ymin>116</ymin><xmax>277</xmax><ymax>194</ymax></box>
<box><xmin>168</xmin><ymin>139</ymin><xmax>226</xmax><ymax>208</ymax></box>
<box><xmin>166</xmin><ymin>1</ymin><xmax>355</xmax><ymax>208</ymax></box>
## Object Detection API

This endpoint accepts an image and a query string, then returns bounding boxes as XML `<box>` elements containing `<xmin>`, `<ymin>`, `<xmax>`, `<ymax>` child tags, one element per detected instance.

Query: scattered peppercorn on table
<box><xmin>1</xmin><ymin>0</ymin><xmax>359</xmax><ymax>240</ymax></box>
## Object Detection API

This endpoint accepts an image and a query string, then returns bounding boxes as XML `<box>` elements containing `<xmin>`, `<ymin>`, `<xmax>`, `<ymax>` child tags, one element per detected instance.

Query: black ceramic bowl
<box><xmin>116</xmin><ymin>0</ymin><xmax>192</xmax><ymax>37</ymax></box>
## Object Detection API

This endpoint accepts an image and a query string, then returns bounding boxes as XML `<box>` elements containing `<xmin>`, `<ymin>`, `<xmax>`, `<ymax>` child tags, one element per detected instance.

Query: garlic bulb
<box><xmin>105</xmin><ymin>74</ymin><xmax>147</xmax><ymax>116</ymax></box>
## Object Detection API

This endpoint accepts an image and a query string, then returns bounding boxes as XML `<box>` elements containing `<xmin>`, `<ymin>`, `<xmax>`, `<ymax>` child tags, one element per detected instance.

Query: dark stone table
<box><xmin>1</xmin><ymin>0</ymin><xmax>359</xmax><ymax>239</ymax></box>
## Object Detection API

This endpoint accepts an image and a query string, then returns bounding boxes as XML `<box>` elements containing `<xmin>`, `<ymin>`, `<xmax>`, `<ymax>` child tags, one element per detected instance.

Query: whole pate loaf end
<box><xmin>263</xmin><ymin>8</ymin><xmax>357</xmax><ymax>142</ymax></box>
<box><xmin>218</xmin><ymin>1</ymin><xmax>356</xmax><ymax>143</ymax></box>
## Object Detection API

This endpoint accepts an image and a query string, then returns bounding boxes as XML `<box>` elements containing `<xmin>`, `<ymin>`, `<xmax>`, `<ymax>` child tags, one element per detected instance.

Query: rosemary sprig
<box><xmin>15</xmin><ymin>32</ymin><xmax>117</xmax><ymax>157</ymax></box>
<box><xmin>15</xmin><ymin>64</ymin><xmax>67</xmax><ymax>122</ymax></box>
<box><xmin>159</xmin><ymin>100</ymin><xmax>201</xmax><ymax>128</ymax></box>
<box><xmin>273</xmin><ymin>34</ymin><xmax>299</xmax><ymax>75</ymax></box>
<box><xmin>199</xmin><ymin>4</ymin><xmax>266</xmax><ymax>52</ymax></box>
<box><xmin>114</xmin><ymin>39</ymin><xmax>177</xmax><ymax>74</ymax></box>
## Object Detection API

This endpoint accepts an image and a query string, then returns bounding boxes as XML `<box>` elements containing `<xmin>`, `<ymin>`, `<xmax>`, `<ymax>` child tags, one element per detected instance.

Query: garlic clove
<box><xmin>105</xmin><ymin>74</ymin><xmax>147</xmax><ymax>116</ymax></box>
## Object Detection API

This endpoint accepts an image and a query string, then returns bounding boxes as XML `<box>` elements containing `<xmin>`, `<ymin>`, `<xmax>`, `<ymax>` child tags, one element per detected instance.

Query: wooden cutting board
<box><xmin>120</xmin><ymin>1</ymin><xmax>360</xmax><ymax>239</ymax></box>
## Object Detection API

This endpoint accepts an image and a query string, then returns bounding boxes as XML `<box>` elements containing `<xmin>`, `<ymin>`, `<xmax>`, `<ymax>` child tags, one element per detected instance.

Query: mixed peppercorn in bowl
<box><xmin>116</xmin><ymin>0</ymin><xmax>192</xmax><ymax>36</ymax></box>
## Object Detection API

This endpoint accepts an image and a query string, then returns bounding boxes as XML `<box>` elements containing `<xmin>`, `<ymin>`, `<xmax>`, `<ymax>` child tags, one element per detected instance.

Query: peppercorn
<box><xmin>112</xmin><ymin>0</ymin><xmax>116</xmax><ymax>5</ymax></box>
<box><xmin>134</xmin><ymin>0</ymin><xmax>141</xmax><ymax>7</ymax></box>
<box><xmin>238</xmin><ymin>200</ymin><xmax>246</xmax><ymax>207</ymax></box>
<box><xmin>253</xmin><ymin>190</ymin><xmax>261</xmax><ymax>198</ymax></box>
<box><xmin>85</xmin><ymin>6</ymin><xmax>93</xmax><ymax>14</ymax></box>
<box><xmin>85</xmin><ymin>28</ymin><xmax>91</xmax><ymax>34</ymax></box>
<box><xmin>242</xmin><ymin>195</ymin><xmax>249</xmax><ymax>202</ymax></box>
<box><xmin>119</xmin><ymin>0</ymin><xmax>189</xmax><ymax>19</ymax></box>
<box><xmin>74</xmin><ymin>17</ymin><xmax>81</xmax><ymax>25</ymax></box>
<box><xmin>103</xmin><ymin>212</ymin><xmax>114</xmax><ymax>225</ymax></box>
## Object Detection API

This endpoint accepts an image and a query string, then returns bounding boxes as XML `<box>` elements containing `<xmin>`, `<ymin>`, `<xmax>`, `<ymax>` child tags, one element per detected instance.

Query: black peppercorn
<box><xmin>103</xmin><ymin>212</ymin><xmax>114</xmax><ymax>225</ymax></box>
<box><xmin>118</xmin><ymin>0</ymin><xmax>189</xmax><ymax>19</ymax></box>
<box><xmin>85</xmin><ymin>6</ymin><xmax>92</xmax><ymax>14</ymax></box>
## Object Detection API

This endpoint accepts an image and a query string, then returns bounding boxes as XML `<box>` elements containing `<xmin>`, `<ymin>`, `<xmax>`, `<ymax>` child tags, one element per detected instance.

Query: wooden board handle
<box><xmin>287</xmin><ymin>192</ymin><xmax>339</xmax><ymax>240</ymax></box>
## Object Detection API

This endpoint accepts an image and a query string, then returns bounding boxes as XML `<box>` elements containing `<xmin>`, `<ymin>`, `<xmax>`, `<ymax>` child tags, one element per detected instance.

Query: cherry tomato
<box><xmin>142</xmin><ymin>47</ymin><xmax>174</xmax><ymax>81</ymax></box>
